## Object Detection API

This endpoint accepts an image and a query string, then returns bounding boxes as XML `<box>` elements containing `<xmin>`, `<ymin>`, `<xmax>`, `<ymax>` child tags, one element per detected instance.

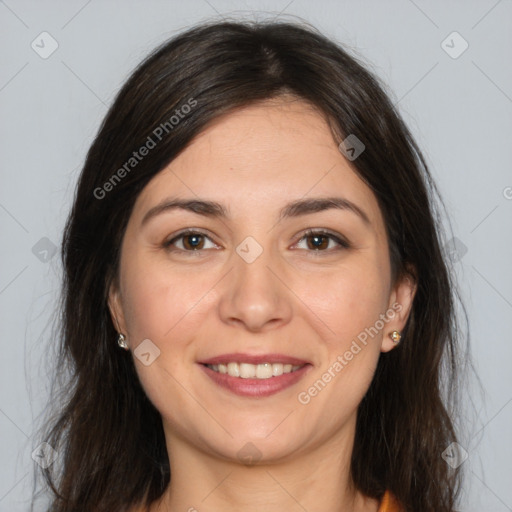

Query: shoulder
<box><xmin>378</xmin><ymin>490</ymin><xmax>404</xmax><ymax>512</ymax></box>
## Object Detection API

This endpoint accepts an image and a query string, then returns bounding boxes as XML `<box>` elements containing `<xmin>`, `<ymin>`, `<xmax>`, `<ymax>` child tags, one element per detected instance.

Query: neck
<box><xmin>152</xmin><ymin>417</ymin><xmax>379</xmax><ymax>512</ymax></box>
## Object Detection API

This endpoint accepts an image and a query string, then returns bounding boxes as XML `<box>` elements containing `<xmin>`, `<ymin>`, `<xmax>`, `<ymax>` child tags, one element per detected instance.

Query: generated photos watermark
<box><xmin>93</xmin><ymin>97</ymin><xmax>197</xmax><ymax>200</ymax></box>
<box><xmin>297</xmin><ymin>302</ymin><xmax>402</xmax><ymax>405</ymax></box>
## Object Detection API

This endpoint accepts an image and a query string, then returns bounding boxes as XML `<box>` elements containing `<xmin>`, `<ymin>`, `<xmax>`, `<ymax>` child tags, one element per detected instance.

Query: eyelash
<box><xmin>299</xmin><ymin>229</ymin><xmax>351</xmax><ymax>252</ymax></box>
<box><xmin>163</xmin><ymin>228</ymin><xmax>350</xmax><ymax>255</ymax></box>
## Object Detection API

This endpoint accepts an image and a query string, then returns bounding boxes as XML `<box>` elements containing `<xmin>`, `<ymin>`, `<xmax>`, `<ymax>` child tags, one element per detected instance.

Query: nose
<box><xmin>217</xmin><ymin>243</ymin><xmax>293</xmax><ymax>333</ymax></box>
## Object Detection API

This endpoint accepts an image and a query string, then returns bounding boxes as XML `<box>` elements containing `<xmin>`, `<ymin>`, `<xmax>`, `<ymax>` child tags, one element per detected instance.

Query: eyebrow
<box><xmin>141</xmin><ymin>196</ymin><xmax>371</xmax><ymax>226</ymax></box>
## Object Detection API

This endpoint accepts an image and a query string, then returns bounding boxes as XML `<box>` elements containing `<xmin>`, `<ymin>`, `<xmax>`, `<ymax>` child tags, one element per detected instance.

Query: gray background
<box><xmin>1</xmin><ymin>0</ymin><xmax>511</xmax><ymax>510</ymax></box>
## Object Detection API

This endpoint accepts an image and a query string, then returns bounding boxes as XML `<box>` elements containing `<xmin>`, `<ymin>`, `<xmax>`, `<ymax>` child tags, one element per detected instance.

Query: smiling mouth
<box><xmin>204</xmin><ymin>362</ymin><xmax>305</xmax><ymax>379</ymax></box>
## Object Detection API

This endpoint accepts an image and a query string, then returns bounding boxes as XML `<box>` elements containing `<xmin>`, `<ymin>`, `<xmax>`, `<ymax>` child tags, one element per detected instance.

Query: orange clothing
<box><xmin>378</xmin><ymin>490</ymin><xmax>403</xmax><ymax>511</ymax></box>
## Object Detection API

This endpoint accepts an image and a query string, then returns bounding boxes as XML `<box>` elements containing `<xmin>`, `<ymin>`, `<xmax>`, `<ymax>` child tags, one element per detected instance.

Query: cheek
<box><xmin>120</xmin><ymin>257</ymin><xmax>214</xmax><ymax>342</ymax></box>
<box><xmin>300</xmin><ymin>257</ymin><xmax>390</xmax><ymax>346</ymax></box>
<box><xmin>120</xmin><ymin>262</ymin><xmax>214</xmax><ymax>424</ymax></box>
<box><xmin>295</xmin><ymin>267</ymin><xmax>387</xmax><ymax>427</ymax></box>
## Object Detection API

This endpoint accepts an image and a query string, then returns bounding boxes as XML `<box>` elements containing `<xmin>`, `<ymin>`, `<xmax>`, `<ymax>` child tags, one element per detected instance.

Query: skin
<box><xmin>109</xmin><ymin>97</ymin><xmax>416</xmax><ymax>512</ymax></box>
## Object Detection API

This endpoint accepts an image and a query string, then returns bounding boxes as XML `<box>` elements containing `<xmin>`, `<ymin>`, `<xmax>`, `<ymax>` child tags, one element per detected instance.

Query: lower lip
<box><xmin>199</xmin><ymin>364</ymin><xmax>312</xmax><ymax>398</ymax></box>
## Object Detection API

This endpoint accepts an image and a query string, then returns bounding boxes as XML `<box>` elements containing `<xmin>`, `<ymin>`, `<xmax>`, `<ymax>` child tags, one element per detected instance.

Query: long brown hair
<box><xmin>40</xmin><ymin>19</ymin><xmax>469</xmax><ymax>511</ymax></box>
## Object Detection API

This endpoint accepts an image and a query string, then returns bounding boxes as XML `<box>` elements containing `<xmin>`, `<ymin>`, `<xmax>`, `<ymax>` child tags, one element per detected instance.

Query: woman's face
<box><xmin>109</xmin><ymin>98</ymin><xmax>415</xmax><ymax>464</ymax></box>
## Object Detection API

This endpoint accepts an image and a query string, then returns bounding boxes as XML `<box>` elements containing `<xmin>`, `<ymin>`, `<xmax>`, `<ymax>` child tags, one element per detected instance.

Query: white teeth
<box><xmin>240</xmin><ymin>363</ymin><xmax>256</xmax><ymax>378</ymax></box>
<box><xmin>272</xmin><ymin>363</ymin><xmax>283</xmax><ymax>376</ymax></box>
<box><xmin>227</xmin><ymin>362</ymin><xmax>239</xmax><ymax>377</ymax></box>
<box><xmin>256</xmin><ymin>363</ymin><xmax>273</xmax><ymax>379</ymax></box>
<box><xmin>206</xmin><ymin>362</ymin><xmax>302</xmax><ymax>379</ymax></box>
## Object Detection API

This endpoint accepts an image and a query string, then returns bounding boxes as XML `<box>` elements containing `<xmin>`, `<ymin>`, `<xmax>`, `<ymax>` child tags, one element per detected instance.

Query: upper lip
<box><xmin>198</xmin><ymin>353</ymin><xmax>311</xmax><ymax>366</ymax></box>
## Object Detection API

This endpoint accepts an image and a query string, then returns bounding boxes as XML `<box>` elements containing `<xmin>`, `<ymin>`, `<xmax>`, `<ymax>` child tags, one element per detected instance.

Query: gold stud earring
<box><xmin>117</xmin><ymin>333</ymin><xmax>129</xmax><ymax>350</ymax></box>
<box><xmin>389</xmin><ymin>330</ymin><xmax>401</xmax><ymax>344</ymax></box>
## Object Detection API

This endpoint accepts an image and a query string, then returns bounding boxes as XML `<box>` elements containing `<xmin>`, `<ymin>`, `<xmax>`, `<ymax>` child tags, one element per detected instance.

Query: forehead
<box><xmin>131</xmin><ymin>99</ymin><xmax>384</xmax><ymax>232</ymax></box>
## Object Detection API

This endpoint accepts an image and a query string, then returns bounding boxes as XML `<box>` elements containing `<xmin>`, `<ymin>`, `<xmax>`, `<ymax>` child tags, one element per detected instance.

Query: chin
<box><xmin>204</xmin><ymin>426</ymin><xmax>308</xmax><ymax>465</ymax></box>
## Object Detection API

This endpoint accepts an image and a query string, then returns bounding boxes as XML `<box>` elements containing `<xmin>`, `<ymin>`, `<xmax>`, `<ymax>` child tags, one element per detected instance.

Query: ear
<box><xmin>108</xmin><ymin>280</ymin><xmax>127</xmax><ymax>336</ymax></box>
<box><xmin>380</xmin><ymin>264</ymin><xmax>417</xmax><ymax>353</ymax></box>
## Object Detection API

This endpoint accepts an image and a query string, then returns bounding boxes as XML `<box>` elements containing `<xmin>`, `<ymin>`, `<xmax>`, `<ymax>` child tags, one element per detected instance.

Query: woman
<box><xmin>41</xmin><ymin>20</ymin><xmax>466</xmax><ymax>511</ymax></box>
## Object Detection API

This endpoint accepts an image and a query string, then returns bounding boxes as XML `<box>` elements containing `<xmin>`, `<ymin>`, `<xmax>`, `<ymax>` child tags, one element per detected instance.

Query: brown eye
<box><xmin>182</xmin><ymin>233</ymin><xmax>205</xmax><ymax>250</ymax></box>
<box><xmin>306</xmin><ymin>233</ymin><xmax>330</xmax><ymax>250</ymax></box>
<box><xmin>294</xmin><ymin>230</ymin><xmax>350</xmax><ymax>252</ymax></box>
<box><xmin>165</xmin><ymin>231</ymin><xmax>217</xmax><ymax>252</ymax></box>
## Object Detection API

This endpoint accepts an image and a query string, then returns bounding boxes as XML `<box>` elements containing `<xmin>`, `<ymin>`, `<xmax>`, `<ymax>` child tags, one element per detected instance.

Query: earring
<box><xmin>117</xmin><ymin>333</ymin><xmax>129</xmax><ymax>350</ymax></box>
<box><xmin>389</xmin><ymin>330</ymin><xmax>401</xmax><ymax>344</ymax></box>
